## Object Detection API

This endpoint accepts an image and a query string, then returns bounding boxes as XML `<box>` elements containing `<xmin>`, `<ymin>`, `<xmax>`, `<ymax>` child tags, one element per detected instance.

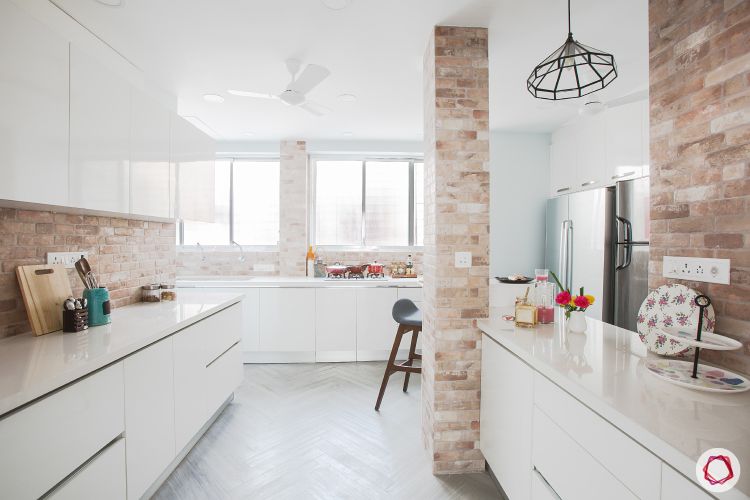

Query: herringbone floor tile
<box><xmin>154</xmin><ymin>362</ymin><xmax>500</xmax><ymax>500</ymax></box>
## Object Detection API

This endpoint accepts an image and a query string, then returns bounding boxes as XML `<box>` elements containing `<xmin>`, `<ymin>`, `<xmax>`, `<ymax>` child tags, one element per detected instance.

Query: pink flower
<box><xmin>574</xmin><ymin>295</ymin><xmax>590</xmax><ymax>308</ymax></box>
<box><xmin>556</xmin><ymin>291</ymin><xmax>571</xmax><ymax>306</ymax></box>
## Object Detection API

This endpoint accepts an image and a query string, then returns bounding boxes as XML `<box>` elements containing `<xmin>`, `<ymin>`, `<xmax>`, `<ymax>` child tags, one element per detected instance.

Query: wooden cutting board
<box><xmin>16</xmin><ymin>264</ymin><xmax>73</xmax><ymax>336</ymax></box>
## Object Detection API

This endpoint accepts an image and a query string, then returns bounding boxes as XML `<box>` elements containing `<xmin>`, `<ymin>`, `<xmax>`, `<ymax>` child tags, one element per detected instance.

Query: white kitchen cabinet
<box><xmin>0</xmin><ymin>0</ymin><xmax>69</xmax><ymax>206</ymax></box>
<box><xmin>69</xmin><ymin>45</ymin><xmax>131</xmax><ymax>213</ymax></box>
<box><xmin>258</xmin><ymin>288</ymin><xmax>316</xmax><ymax>361</ymax></box>
<box><xmin>480</xmin><ymin>336</ymin><xmax>534</xmax><ymax>500</ymax></box>
<box><xmin>130</xmin><ymin>88</ymin><xmax>171</xmax><ymax>218</ymax></box>
<box><xmin>171</xmin><ymin>113</ymin><xmax>216</xmax><ymax>223</ymax></box>
<box><xmin>315</xmin><ymin>288</ymin><xmax>357</xmax><ymax>362</ymax></box>
<box><xmin>124</xmin><ymin>337</ymin><xmax>176</xmax><ymax>500</ymax></box>
<box><xmin>531</xmin><ymin>469</ymin><xmax>561</xmax><ymax>500</ymax></box>
<box><xmin>173</xmin><ymin>318</ymin><xmax>208</xmax><ymax>451</ymax></box>
<box><xmin>661</xmin><ymin>463</ymin><xmax>711</xmax><ymax>500</ymax></box>
<box><xmin>549</xmin><ymin>125</ymin><xmax>577</xmax><ymax>197</ymax></box>
<box><xmin>205</xmin><ymin>343</ymin><xmax>243</xmax><ymax>416</ymax></box>
<box><xmin>605</xmin><ymin>100</ymin><xmax>645</xmax><ymax>183</ymax></box>
<box><xmin>356</xmin><ymin>288</ymin><xmax>400</xmax><ymax>361</ymax></box>
<box><xmin>48</xmin><ymin>439</ymin><xmax>126</xmax><ymax>500</ymax></box>
<box><xmin>397</xmin><ymin>287</ymin><xmax>423</xmax><ymax>306</ymax></box>
<box><xmin>0</xmin><ymin>363</ymin><xmax>124</xmax><ymax>500</ymax></box>
<box><xmin>576</xmin><ymin>113</ymin><xmax>607</xmax><ymax>190</ymax></box>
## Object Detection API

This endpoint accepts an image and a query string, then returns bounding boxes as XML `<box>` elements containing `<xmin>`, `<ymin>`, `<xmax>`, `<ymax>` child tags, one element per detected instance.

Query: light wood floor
<box><xmin>154</xmin><ymin>362</ymin><xmax>500</xmax><ymax>500</ymax></box>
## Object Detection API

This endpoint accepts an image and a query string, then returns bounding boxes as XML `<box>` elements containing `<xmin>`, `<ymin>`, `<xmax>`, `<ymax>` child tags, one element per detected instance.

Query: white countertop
<box><xmin>177</xmin><ymin>276</ymin><xmax>423</xmax><ymax>288</ymax></box>
<box><xmin>0</xmin><ymin>291</ymin><xmax>243</xmax><ymax>417</ymax></box>
<box><xmin>478</xmin><ymin>310</ymin><xmax>750</xmax><ymax>499</ymax></box>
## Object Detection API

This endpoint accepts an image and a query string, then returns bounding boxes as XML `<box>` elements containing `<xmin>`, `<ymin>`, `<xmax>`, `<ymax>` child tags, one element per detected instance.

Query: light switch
<box><xmin>455</xmin><ymin>252</ymin><xmax>472</xmax><ymax>268</ymax></box>
<box><xmin>662</xmin><ymin>256</ymin><xmax>730</xmax><ymax>285</ymax></box>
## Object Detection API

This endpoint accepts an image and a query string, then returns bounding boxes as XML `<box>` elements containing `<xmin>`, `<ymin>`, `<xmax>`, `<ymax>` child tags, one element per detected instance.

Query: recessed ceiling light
<box><xmin>321</xmin><ymin>0</ymin><xmax>351</xmax><ymax>10</ymax></box>
<box><xmin>338</xmin><ymin>93</ymin><xmax>357</xmax><ymax>103</ymax></box>
<box><xmin>342</xmin><ymin>131</ymin><xmax>354</xmax><ymax>137</ymax></box>
<box><xmin>203</xmin><ymin>94</ymin><xmax>224</xmax><ymax>103</ymax></box>
<box><xmin>94</xmin><ymin>0</ymin><xmax>123</xmax><ymax>6</ymax></box>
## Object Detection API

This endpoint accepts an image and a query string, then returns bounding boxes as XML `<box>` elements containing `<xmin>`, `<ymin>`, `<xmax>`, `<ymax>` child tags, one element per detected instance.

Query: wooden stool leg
<box><xmin>403</xmin><ymin>327</ymin><xmax>420</xmax><ymax>392</ymax></box>
<box><xmin>375</xmin><ymin>324</ymin><xmax>406</xmax><ymax>411</ymax></box>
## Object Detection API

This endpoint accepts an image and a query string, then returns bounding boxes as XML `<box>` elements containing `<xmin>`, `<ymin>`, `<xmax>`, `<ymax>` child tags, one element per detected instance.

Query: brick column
<box><xmin>422</xmin><ymin>26</ymin><xmax>490</xmax><ymax>474</ymax></box>
<box><xmin>649</xmin><ymin>1</ymin><xmax>750</xmax><ymax>372</ymax></box>
<box><xmin>279</xmin><ymin>140</ymin><xmax>308</xmax><ymax>276</ymax></box>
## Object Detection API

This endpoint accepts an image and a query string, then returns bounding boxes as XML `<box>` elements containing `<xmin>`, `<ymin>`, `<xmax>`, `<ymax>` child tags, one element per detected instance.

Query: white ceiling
<box><xmin>51</xmin><ymin>0</ymin><xmax>648</xmax><ymax>141</ymax></box>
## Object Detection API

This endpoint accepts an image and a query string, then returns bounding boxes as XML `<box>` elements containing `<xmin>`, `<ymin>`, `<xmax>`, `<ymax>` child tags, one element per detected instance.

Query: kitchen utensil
<box><xmin>366</xmin><ymin>262</ymin><xmax>385</xmax><ymax>277</ymax></box>
<box><xmin>346</xmin><ymin>264</ymin><xmax>367</xmax><ymax>278</ymax></box>
<box><xmin>636</xmin><ymin>284</ymin><xmax>716</xmax><ymax>356</ymax></box>
<box><xmin>74</xmin><ymin>259</ymin><xmax>91</xmax><ymax>289</ymax></box>
<box><xmin>77</xmin><ymin>257</ymin><xmax>99</xmax><ymax>289</ymax></box>
<box><xmin>325</xmin><ymin>263</ymin><xmax>348</xmax><ymax>278</ymax></box>
<box><xmin>83</xmin><ymin>287</ymin><xmax>111</xmax><ymax>326</ymax></box>
<box><xmin>62</xmin><ymin>298</ymin><xmax>89</xmax><ymax>333</ymax></box>
<box><xmin>16</xmin><ymin>264</ymin><xmax>73</xmax><ymax>335</ymax></box>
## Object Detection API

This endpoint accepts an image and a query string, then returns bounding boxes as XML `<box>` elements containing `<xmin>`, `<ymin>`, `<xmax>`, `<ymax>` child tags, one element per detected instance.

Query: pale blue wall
<box><xmin>490</xmin><ymin>132</ymin><xmax>550</xmax><ymax>278</ymax></box>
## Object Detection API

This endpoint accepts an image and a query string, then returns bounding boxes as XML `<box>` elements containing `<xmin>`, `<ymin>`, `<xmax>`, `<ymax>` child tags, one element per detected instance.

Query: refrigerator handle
<box><xmin>616</xmin><ymin>216</ymin><xmax>633</xmax><ymax>244</ymax></box>
<box><xmin>559</xmin><ymin>220</ymin><xmax>567</xmax><ymax>290</ymax></box>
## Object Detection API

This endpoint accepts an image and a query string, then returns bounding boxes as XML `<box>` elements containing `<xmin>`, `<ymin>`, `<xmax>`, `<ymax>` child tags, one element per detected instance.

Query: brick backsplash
<box><xmin>649</xmin><ymin>0</ymin><xmax>750</xmax><ymax>373</ymax></box>
<box><xmin>422</xmin><ymin>26</ymin><xmax>490</xmax><ymax>474</ymax></box>
<box><xmin>0</xmin><ymin>208</ymin><xmax>176</xmax><ymax>340</ymax></box>
<box><xmin>279</xmin><ymin>140</ymin><xmax>308</xmax><ymax>277</ymax></box>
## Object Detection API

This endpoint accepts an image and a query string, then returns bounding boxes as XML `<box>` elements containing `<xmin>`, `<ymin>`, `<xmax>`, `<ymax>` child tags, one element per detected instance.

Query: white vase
<box><xmin>567</xmin><ymin>310</ymin><xmax>587</xmax><ymax>332</ymax></box>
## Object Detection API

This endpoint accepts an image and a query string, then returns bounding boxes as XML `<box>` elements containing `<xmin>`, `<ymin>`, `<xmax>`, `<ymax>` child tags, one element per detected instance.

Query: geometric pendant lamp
<box><xmin>527</xmin><ymin>0</ymin><xmax>617</xmax><ymax>100</ymax></box>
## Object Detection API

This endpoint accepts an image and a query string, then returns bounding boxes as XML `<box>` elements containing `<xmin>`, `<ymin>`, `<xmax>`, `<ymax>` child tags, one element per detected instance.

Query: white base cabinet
<box><xmin>48</xmin><ymin>440</ymin><xmax>126</xmax><ymax>500</ymax></box>
<box><xmin>258</xmin><ymin>288</ymin><xmax>316</xmax><ymax>361</ymax></box>
<box><xmin>356</xmin><ymin>288</ymin><xmax>400</xmax><ymax>361</ymax></box>
<box><xmin>316</xmin><ymin>288</ymin><xmax>357</xmax><ymax>362</ymax></box>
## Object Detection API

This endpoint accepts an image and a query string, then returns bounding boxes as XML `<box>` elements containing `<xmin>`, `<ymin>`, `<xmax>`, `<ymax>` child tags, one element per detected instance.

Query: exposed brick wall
<box><xmin>0</xmin><ymin>208</ymin><xmax>176</xmax><ymax>340</ymax></box>
<box><xmin>422</xmin><ymin>26</ymin><xmax>490</xmax><ymax>474</ymax></box>
<box><xmin>279</xmin><ymin>140</ymin><xmax>308</xmax><ymax>276</ymax></box>
<box><xmin>649</xmin><ymin>0</ymin><xmax>750</xmax><ymax>373</ymax></box>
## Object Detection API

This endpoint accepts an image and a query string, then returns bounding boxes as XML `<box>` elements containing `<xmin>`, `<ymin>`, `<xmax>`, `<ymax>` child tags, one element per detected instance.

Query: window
<box><xmin>181</xmin><ymin>158</ymin><xmax>280</xmax><ymax>246</ymax></box>
<box><xmin>312</xmin><ymin>158</ymin><xmax>424</xmax><ymax>247</ymax></box>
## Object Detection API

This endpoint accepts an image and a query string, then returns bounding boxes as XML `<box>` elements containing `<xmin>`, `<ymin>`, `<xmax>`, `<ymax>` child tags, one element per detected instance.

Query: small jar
<box><xmin>142</xmin><ymin>284</ymin><xmax>161</xmax><ymax>303</ymax></box>
<box><xmin>160</xmin><ymin>283</ymin><xmax>177</xmax><ymax>302</ymax></box>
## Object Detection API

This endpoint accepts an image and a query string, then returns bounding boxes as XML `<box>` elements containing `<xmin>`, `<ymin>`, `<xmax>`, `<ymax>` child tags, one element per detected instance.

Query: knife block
<box><xmin>62</xmin><ymin>308</ymin><xmax>88</xmax><ymax>333</ymax></box>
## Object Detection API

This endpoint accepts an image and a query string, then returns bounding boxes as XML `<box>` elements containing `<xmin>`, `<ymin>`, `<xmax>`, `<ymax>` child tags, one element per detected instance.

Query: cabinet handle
<box><xmin>533</xmin><ymin>468</ymin><xmax>562</xmax><ymax>500</ymax></box>
<box><xmin>611</xmin><ymin>171</ymin><xmax>636</xmax><ymax>180</ymax></box>
<box><xmin>581</xmin><ymin>180</ymin><xmax>596</xmax><ymax>187</ymax></box>
<box><xmin>556</xmin><ymin>187</ymin><xmax>571</xmax><ymax>193</ymax></box>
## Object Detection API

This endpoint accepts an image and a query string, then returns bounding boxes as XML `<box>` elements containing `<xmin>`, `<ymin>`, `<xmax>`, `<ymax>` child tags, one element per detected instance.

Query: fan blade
<box><xmin>227</xmin><ymin>89</ymin><xmax>279</xmax><ymax>99</ymax></box>
<box><xmin>288</xmin><ymin>64</ymin><xmax>330</xmax><ymax>94</ymax></box>
<box><xmin>299</xmin><ymin>100</ymin><xmax>331</xmax><ymax>117</ymax></box>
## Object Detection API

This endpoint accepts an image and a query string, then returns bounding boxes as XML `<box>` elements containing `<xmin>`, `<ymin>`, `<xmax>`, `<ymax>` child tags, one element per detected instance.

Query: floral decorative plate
<box><xmin>636</xmin><ymin>284</ymin><xmax>715</xmax><ymax>356</ymax></box>
<box><xmin>645</xmin><ymin>359</ymin><xmax>750</xmax><ymax>393</ymax></box>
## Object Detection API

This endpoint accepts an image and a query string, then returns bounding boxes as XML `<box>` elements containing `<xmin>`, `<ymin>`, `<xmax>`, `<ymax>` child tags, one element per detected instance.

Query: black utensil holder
<box><xmin>63</xmin><ymin>308</ymin><xmax>88</xmax><ymax>333</ymax></box>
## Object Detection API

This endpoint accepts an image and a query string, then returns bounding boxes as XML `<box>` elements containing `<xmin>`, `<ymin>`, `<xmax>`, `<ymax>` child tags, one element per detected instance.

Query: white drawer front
<box><xmin>201</xmin><ymin>303</ymin><xmax>242</xmax><ymax>365</ymax></box>
<box><xmin>206</xmin><ymin>342</ymin><xmax>242</xmax><ymax>416</ymax></box>
<box><xmin>0</xmin><ymin>363</ymin><xmax>125</xmax><ymax>500</ymax></box>
<box><xmin>531</xmin><ymin>469</ymin><xmax>562</xmax><ymax>500</ymax></box>
<box><xmin>534</xmin><ymin>374</ymin><xmax>661</xmax><ymax>499</ymax></box>
<box><xmin>533</xmin><ymin>408</ymin><xmax>637</xmax><ymax>500</ymax></box>
<box><xmin>48</xmin><ymin>439</ymin><xmax>126</xmax><ymax>500</ymax></box>
<box><xmin>397</xmin><ymin>287</ymin><xmax>423</xmax><ymax>303</ymax></box>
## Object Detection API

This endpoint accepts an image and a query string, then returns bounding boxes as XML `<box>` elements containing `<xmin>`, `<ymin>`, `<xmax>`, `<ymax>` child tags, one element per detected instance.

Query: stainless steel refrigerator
<box><xmin>544</xmin><ymin>177</ymin><xmax>649</xmax><ymax>328</ymax></box>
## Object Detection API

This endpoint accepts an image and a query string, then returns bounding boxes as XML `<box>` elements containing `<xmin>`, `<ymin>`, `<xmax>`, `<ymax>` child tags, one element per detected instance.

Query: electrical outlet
<box><xmin>662</xmin><ymin>256</ymin><xmax>730</xmax><ymax>285</ymax></box>
<box><xmin>47</xmin><ymin>252</ymin><xmax>88</xmax><ymax>269</ymax></box>
<box><xmin>455</xmin><ymin>251</ymin><xmax>472</xmax><ymax>268</ymax></box>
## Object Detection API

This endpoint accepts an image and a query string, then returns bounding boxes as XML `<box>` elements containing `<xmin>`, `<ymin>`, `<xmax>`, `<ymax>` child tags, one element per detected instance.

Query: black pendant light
<box><xmin>527</xmin><ymin>0</ymin><xmax>617</xmax><ymax>100</ymax></box>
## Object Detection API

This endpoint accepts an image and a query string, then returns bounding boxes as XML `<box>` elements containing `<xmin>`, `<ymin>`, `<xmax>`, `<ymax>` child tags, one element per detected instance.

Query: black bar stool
<box><xmin>374</xmin><ymin>298</ymin><xmax>422</xmax><ymax>411</ymax></box>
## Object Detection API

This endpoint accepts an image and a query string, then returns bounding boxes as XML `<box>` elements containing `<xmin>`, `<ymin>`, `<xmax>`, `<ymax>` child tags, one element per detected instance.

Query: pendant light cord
<box><xmin>568</xmin><ymin>0</ymin><xmax>572</xmax><ymax>35</ymax></box>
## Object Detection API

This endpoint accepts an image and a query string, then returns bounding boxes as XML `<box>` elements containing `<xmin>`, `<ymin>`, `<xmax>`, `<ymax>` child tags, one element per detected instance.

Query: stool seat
<box><xmin>375</xmin><ymin>299</ymin><xmax>422</xmax><ymax>411</ymax></box>
<box><xmin>392</xmin><ymin>298</ymin><xmax>422</xmax><ymax>327</ymax></box>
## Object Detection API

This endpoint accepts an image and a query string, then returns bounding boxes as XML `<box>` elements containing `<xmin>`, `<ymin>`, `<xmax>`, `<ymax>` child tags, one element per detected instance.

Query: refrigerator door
<box><xmin>616</xmin><ymin>177</ymin><xmax>650</xmax><ymax>244</ymax></box>
<box><xmin>545</xmin><ymin>196</ymin><xmax>569</xmax><ymax>288</ymax></box>
<box><xmin>614</xmin><ymin>244</ymin><xmax>649</xmax><ymax>332</ymax></box>
<box><xmin>568</xmin><ymin>188</ymin><xmax>615</xmax><ymax>323</ymax></box>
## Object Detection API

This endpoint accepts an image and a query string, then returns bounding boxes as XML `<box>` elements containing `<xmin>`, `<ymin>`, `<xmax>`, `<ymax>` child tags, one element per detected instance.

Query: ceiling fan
<box><xmin>228</xmin><ymin>59</ymin><xmax>332</xmax><ymax>116</ymax></box>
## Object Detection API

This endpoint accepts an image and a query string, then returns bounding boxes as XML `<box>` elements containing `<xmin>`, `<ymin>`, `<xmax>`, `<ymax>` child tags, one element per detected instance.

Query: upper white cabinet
<box><xmin>171</xmin><ymin>114</ymin><xmax>216</xmax><ymax>223</ymax></box>
<box><xmin>550</xmin><ymin>99</ymin><xmax>649</xmax><ymax>197</ymax></box>
<box><xmin>0</xmin><ymin>0</ymin><xmax>69</xmax><ymax>206</ymax></box>
<box><xmin>130</xmin><ymin>88</ymin><xmax>171</xmax><ymax>218</ymax></box>
<box><xmin>69</xmin><ymin>45</ymin><xmax>130</xmax><ymax>213</ymax></box>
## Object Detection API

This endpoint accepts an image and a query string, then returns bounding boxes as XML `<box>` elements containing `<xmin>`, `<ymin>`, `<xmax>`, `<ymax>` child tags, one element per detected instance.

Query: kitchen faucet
<box><xmin>232</xmin><ymin>240</ymin><xmax>246</xmax><ymax>262</ymax></box>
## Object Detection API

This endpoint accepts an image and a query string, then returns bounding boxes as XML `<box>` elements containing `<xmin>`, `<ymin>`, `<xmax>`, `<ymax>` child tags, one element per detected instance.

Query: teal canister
<box><xmin>83</xmin><ymin>287</ymin><xmax>111</xmax><ymax>326</ymax></box>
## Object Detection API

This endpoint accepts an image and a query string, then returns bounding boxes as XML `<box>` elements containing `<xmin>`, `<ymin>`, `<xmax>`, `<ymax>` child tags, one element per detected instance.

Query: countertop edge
<box><xmin>0</xmin><ymin>295</ymin><xmax>243</xmax><ymax>418</ymax></box>
<box><xmin>478</xmin><ymin>319</ymin><xmax>747</xmax><ymax>500</ymax></box>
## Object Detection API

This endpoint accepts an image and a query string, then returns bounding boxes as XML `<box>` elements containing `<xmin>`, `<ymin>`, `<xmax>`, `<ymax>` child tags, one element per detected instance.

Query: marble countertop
<box><xmin>177</xmin><ymin>276</ymin><xmax>423</xmax><ymax>288</ymax></box>
<box><xmin>0</xmin><ymin>290</ymin><xmax>243</xmax><ymax>417</ymax></box>
<box><xmin>478</xmin><ymin>310</ymin><xmax>750</xmax><ymax>499</ymax></box>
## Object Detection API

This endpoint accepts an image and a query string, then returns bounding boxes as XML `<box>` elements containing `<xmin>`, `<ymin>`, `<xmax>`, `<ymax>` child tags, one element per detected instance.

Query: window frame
<box><xmin>178</xmin><ymin>156</ymin><xmax>280</xmax><ymax>250</ymax></box>
<box><xmin>310</xmin><ymin>155</ymin><xmax>424</xmax><ymax>250</ymax></box>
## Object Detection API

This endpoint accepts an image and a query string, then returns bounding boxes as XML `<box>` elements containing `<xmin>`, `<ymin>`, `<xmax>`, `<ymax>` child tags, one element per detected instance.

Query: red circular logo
<box><xmin>703</xmin><ymin>455</ymin><xmax>734</xmax><ymax>485</ymax></box>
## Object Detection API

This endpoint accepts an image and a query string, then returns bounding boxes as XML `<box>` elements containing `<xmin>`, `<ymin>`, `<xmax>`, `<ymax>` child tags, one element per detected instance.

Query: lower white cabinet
<box><xmin>356</xmin><ymin>288</ymin><xmax>400</xmax><ymax>361</ymax></box>
<box><xmin>480</xmin><ymin>336</ymin><xmax>534</xmax><ymax>500</ymax></box>
<box><xmin>315</xmin><ymin>288</ymin><xmax>357</xmax><ymax>362</ymax></box>
<box><xmin>258</xmin><ymin>288</ymin><xmax>316</xmax><ymax>361</ymax></box>
<box><xmin>531</xmin><ymin>469</ymin><xmax>561</xmax><ymax>500</ymax></box>
<box><xmin>124</xmin><ymin>337</ymin><xmax>176</xmax><ymax>500</ymax></box>
<box><xmin>173</xmin><ymin>319</ymin><xmax>209</xmax><ymax>451</ymax></box>
<box><xmin>48</xmin><ymin>439</ymin><xmax>126</xmax><ymax>500</ymax></box>
<box><xmin>661</xmin><ymin>463</ymin><xmax>712</xmax><ymax>500</ymax></box>
<box><xmin>206</xmin><ymin>343</ymin><xmax>243</xmax><ymax>416</ymax></box>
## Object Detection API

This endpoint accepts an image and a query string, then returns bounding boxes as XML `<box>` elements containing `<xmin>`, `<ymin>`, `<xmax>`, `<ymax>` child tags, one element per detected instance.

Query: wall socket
<box><xmin>47</xmin><ymin>252</ymin><xmax>88</xmax><ymax>269</ymax></box>
<box><xmin>662</xmin><ymin>256</ymin><xmax>730</xmax><ymax>285</ymax></box>
<box><xmin>455</xmin><ymin>251</ymin><xmax>472</xmax><ymax>268</ymax></box>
